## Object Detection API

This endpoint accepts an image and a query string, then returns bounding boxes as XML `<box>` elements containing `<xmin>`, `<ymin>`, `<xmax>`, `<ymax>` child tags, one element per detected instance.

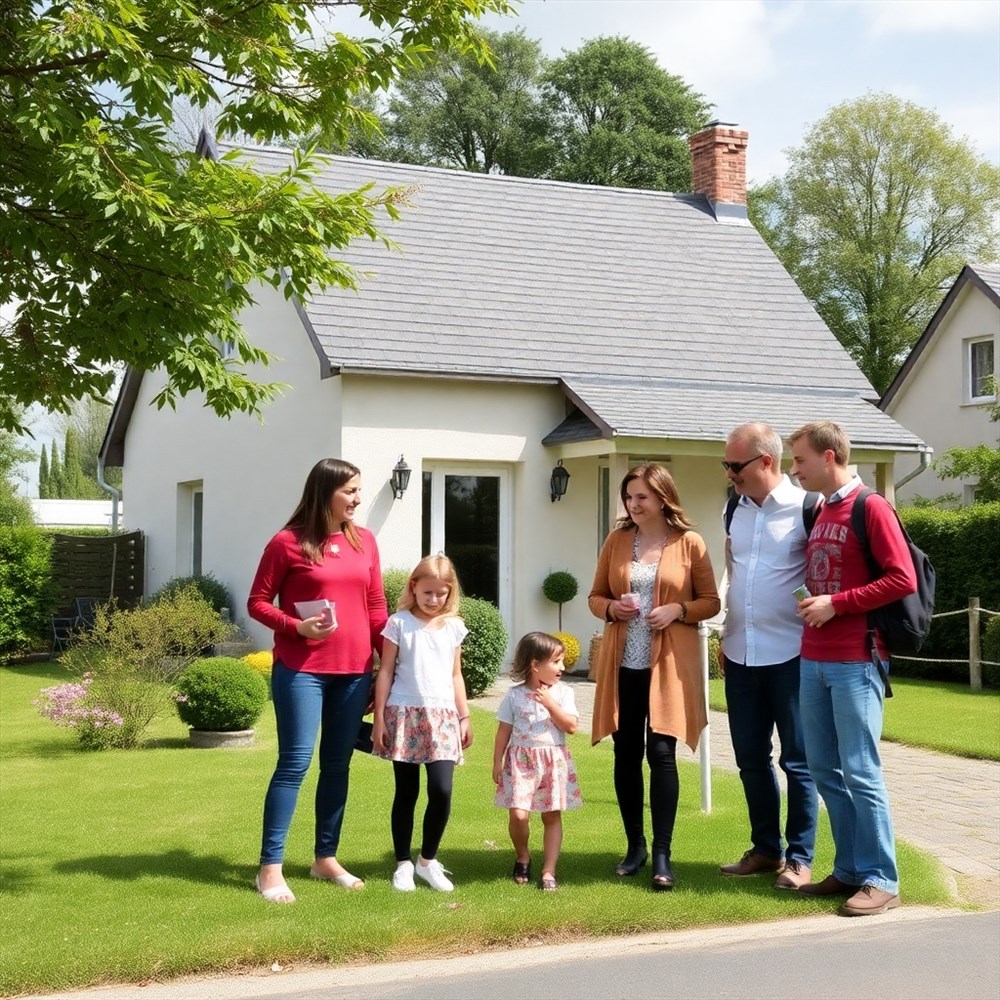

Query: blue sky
<box><xmin>479</xmin><ymin>0</ymin><xmax>1000</xmax><ymax>183</ymax></box>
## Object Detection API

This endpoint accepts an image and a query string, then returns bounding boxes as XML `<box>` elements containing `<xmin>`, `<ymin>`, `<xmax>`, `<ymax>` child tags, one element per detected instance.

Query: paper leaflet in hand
<box><xmin>294</xmin><ymin>599</ymin><xmax>337</xmax><ymax>626</ymax></box>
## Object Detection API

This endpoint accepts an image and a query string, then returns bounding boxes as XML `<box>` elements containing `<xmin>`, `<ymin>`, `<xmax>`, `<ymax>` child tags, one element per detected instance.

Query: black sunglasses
<box><xmin>721</xmin><ymin>454</ymin><xmax>765</xmax><ymax>474</ymax></box>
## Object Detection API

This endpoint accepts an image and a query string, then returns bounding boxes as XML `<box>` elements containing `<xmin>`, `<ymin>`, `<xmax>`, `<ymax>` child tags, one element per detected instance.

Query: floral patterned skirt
<box><xmin>374</xmin><ymin>705</ymin><xmax>464</xmax><ymax>764</ymax></box>
<box><xmin>494</xmin><ymin>744</ymin><xmax>582</xmax><ymax>813</ymax></box>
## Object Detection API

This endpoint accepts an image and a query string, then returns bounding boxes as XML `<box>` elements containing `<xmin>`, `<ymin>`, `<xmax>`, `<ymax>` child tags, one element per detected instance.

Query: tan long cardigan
<box><xmin>588</xmin><ymin>527</ymin><xmax>721</xmax><ymax>751</ymax></box>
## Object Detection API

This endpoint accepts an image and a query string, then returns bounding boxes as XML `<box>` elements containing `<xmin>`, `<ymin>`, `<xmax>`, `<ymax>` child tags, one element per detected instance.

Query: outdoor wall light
<box><xmin>550</xmin><ymin>460</ymin><xmax>570</xmax><ymax>502</ymax></box>
<box><xmin>390</xmin><ymin>455</ymin><xmax>412</xmax><ymax>500</ymax></box>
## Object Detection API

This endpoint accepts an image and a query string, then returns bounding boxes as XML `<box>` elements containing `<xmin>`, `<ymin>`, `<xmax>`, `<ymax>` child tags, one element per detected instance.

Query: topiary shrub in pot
<box><xmin>459</xmin><ymin>596</ymin><xmax>508</xmax><ymax>698</ymax></box>
<box><xmin>175</xmin><ymin>657</ymin><xmax>268</xmax><ymax>748</ymax></box>
<box><xmin>542</xmin><ymin>570</ymin><xmax>578</xmax><ymax>631</ymax></box>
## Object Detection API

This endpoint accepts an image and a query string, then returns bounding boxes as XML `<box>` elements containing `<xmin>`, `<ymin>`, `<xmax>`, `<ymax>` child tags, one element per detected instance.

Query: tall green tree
<box><xmin>61</xmin><ymin>428</ymin><xmax>86</xmax><ymax>499</ymax></box>
<box><xmin>749</xmin><ymin>94</ymin><xmax>1000</xmax><ymax>395</ymax></box>
<box><xmin>0</xmin><ymin>406</ymin><xmax>34</xmax><ymax>526</ymax></box>
<box><xmin>0</xmin><ymin>0</ymin><xmax>511</xmax><ymax>435</ymax></box>
<box><xmin>38</xmin><ymin>444</ymin><xmax>49</xmax><ymax>500</ymax></box>
<box><xmin>48</xmin><ymin>441</ymin><xmax>62</xmax><ymax>501</ymax></box>
<box><xmin>56</xmin><ymin>395</ymin><xmax>122</xmax><ymax>495</ymax></box>
<box><xmin>543</xmin><ymin>36</ymin><xmax>711</xmax><ymax>191</ymax></box>
<box><xmin>382</xmin><ymin>28</ymin><xmax>554</xmax><ymax>175</ymax></box>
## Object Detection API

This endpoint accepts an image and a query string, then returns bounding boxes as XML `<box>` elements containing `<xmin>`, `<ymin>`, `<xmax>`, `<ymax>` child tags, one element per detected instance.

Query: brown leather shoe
<box><xmin>798</xmin><ymin>873</ymin><xmax>861</xmax><ymax>896</ymax></box>
<box><xmin>840</xmin><ymin>885</ymin><xmax>901</xmax><ymax>916</ymax></box>
<box><xmin>720</xmin><ymin>849</ymin><xmax>784</xmax><ymax>877</ymax></box>
<box><xmin>774</xmin><ymin>859</ymin><xmax>811</xmax><ymax>890</ymax></box>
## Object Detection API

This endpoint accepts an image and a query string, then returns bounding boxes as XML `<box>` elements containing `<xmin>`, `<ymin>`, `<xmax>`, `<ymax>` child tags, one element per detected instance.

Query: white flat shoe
<box><xmin>309</xmin><ymin>866</ymin><xmax>364</xmax><ymax>889</ymax></box>
<box><xmin>255</xmin><ymin>874</ymin><xmax>295</xmax><ymax>903</ymax></box>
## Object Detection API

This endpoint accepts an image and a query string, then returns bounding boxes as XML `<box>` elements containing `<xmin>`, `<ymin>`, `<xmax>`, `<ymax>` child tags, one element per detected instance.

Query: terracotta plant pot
<box><xmin>188</xmin><ymin>728</ymin><xmax>255</xmax><ymax>749</ymax></box>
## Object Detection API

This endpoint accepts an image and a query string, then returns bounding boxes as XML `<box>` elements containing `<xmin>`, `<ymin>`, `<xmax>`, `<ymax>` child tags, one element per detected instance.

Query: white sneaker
<box><xmin>415</xmin><ymin>857</ymin><xmax>454</xmax><ymax>892</ymax></box>
<box><xmin>392</xmin><ymin>860</ymin><xmax>415</xmax><ymax>892</ymax></box>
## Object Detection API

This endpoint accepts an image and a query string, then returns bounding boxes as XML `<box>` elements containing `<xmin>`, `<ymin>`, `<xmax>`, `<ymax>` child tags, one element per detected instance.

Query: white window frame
<box><xmin>966</xmin><ymin>337</ymin><xmax>996</xmax><ymax>403</ymax></box>
<box><xmin>176</xmin><ymin>481</ymin><xmax>204</xmax><ymax>576</ymax></box>
<box><xmin>423</xmin><ymin>463</ymin><xmax>512</xmax><ymax>630</ymax></box>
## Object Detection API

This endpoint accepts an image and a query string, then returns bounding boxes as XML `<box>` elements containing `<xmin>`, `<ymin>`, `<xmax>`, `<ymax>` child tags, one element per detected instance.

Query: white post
<box><xmin>970</xmin><ymin>596</ymin><xmax>982</xmax><ymax>692</ymax></box>
<box><xmin>699</xmin><ymin>622</ymin><xmax>712</xmax><ymax>814</ymax></box>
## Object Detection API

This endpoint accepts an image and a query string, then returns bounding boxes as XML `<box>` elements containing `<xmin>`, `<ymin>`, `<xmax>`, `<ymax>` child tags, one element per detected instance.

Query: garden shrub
<box><xmin>552</xmin><ymin>631</ymin><xmax>580</xmax><ymax>667</ymax></box>
<box><xmin>542</xmin><ymin>570</ymin><xmax>578</xmax><ymax>630</ymax></box>
<box><xmin>151</xmin><ymin>572</ymin><xmax>232</xmax><ymax>615</ymax></box>
<box><xmin>982</xmin><ymin>615</ymin><xmax>1000</xmax><ymax>688</ymax></box>
<box><xmin>459</xmin><ymin>596</ymin><xmax>508</xmax><ymax>698</ymax></box>
<box><xmin>35</xmin><ymin>674</ymin><xmax>128</xmax><ymax>750</ymax></box>
<box><xmin>59</xmin><ymin>587</ymin><xmax>234</xmax><ymax>748</ymax></box>
<box><xmin>0</xmin><ymin>526</ymin><xmax>55</xmax><ymax>657</ymax></box>
<box><xmin>176</xmin><ymin>657</ymin><xmax>268</xmax><ymax>731</ymax></box>
<box><xmin>900</xmin><ymin>502</ymin><xmax>1000</xmax><ymax>686</ymax></box>
<box><xmin>382</xmin><ymin>567</ymin><xmax>410</xmax><ymax>611</ymax></box>
<box><xmin>242</xmin><ymin>651</ymin><xmax>273</xmax><ymax>678</ymax></box>
<box><xmin>707</xmin><ymin>630</ymin><xmax>722</xmax><ymax>680</ymax></box>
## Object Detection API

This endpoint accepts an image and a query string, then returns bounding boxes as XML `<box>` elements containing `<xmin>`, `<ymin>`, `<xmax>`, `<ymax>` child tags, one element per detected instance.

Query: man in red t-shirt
<box><xmin>788</xmin><ymin>421</ymin><xmax>916</xmax><ymax>917</ymax></box>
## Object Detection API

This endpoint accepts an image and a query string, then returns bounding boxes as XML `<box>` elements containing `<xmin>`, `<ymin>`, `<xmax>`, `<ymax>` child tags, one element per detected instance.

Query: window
<box><xmin>968</xmin><ymin>338</ymin><xmax>996</xmax><ymax>401</ymax></box>
<box><xmin>177</xmin><ymin>481</ymin><xmax>204</xmax><ymax>576</ymax></box>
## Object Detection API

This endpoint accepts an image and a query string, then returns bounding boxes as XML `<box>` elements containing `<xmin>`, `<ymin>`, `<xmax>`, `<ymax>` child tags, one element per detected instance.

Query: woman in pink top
<box><xmin>248</xmin><ymin>458</ymin><xmax>388</xmax><ymax>903</ymax></box>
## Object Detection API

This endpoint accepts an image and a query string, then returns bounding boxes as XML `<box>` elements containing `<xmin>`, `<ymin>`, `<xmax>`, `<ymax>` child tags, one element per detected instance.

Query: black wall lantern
<box><xmin>550</xmin><ymin>460</ymin><xmax>570</xmax><ymax>502</ymax></box>
<box><xmin>390</xmin><ymin>455</ymin><xmax>412</xmax><ymax>500</ymax></box>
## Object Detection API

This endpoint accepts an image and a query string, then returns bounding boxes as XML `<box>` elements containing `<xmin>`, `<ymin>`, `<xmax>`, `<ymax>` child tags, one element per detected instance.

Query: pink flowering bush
<box><xmin>34</xmin><ymin>674</ymin><xmax>128</xmax><ymax>750</ymax></box>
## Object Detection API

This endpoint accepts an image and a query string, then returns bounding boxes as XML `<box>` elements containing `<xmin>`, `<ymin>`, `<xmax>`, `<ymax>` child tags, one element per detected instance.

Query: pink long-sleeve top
<box><xmin>247</xmin><ymin>527</ymin><xmax>388</xmax><ymax>674</ymax></box>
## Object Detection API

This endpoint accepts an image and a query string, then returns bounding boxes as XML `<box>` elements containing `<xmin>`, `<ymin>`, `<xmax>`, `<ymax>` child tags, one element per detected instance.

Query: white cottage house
<box><xmin>100</xmin><ymin>123</ymin><xmax>924</xmax><ymax>657</ymax></box>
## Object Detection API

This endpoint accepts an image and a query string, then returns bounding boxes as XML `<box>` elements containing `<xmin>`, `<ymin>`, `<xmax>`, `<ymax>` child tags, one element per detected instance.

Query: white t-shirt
<box><xmin>382</xmin><ymin>610</ymin><xmax>468</xmax><ymax>709</ymax></box>
<box><xmin>497</xmin><ymin>682</ymin><xmax>578</xmax><ymax>748</ymax></box>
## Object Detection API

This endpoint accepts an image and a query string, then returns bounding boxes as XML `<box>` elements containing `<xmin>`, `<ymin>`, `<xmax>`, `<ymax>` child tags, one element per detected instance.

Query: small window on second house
<box><xmin>969</xmin><ymin>338</ymin><xmax>996</xmax><ymax>401</ymax></box>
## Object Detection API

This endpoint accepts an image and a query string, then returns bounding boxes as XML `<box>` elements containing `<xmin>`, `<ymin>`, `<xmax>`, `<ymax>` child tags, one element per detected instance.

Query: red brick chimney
<box><xmin>688</xmin><ymin>121</ymin><xmax>749</xmax><ymax>222</ymax></box>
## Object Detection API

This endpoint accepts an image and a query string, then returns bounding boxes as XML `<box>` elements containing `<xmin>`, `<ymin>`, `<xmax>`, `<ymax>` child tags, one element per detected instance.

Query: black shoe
<box><xmin>615</xmin><ymin>837</ymin><xmax>648</xmax><ymax>877</ymax></box>
<box><xmin>652</xmin><ymin>852</ymin><xmax>674</xmax><ymax>892</ymax></box>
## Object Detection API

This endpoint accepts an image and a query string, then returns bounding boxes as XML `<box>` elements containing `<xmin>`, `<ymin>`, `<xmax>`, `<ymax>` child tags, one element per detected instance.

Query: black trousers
<box><xmin>612</xmin><ymin>667</ymin><xmax>679</xmax><ymax>856</ymax></box>
<box><xmin>391</xmin><ymin>760</ymin><xmax>455</xmax><ymax>862</ymax></box>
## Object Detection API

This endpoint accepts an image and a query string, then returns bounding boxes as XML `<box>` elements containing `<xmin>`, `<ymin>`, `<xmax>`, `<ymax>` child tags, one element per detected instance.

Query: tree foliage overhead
<box><xmin>749</xmin><ymin>94</ymin><xmax>1000</xmax><ymax>395</ymax></box>
<box><xmin>353</xmin><ymin>31</ymin><xmax>710</xmax><ymax>191</ymax></box>
<box><xmin>0</xmin><ymin>0</ymin><xmax>511</xmax><ymax>434</ymax></box>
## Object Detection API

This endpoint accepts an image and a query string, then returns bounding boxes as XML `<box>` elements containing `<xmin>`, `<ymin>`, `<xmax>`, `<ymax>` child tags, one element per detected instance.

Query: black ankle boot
<box><xmin>615</xmin><ymin>837</ymin><xmax>648</xmax><ymax>877</ymax></box>
<box><xmin>651</xmin><ymin>852</ymin><xmax>674</xmax><ymax>891</ymax></box>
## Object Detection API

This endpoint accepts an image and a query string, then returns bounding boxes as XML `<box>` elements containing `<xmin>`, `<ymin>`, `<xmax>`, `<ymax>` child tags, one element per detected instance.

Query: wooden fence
<box><xmin>50</xmin><ymin>531</ymin><xmax>145</xmax><ymax>613</ymax></box>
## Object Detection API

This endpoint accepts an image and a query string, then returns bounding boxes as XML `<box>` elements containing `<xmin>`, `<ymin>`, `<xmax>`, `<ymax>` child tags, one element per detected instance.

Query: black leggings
<box><xmin>612</xmin><ymin>667</ymin><xmax>679</xmax><ymax>856</ymax></box>
<box><xmin>391</xmin><ymin>760</ymin><xmax>455</xmax><ymax>862</ymax></box>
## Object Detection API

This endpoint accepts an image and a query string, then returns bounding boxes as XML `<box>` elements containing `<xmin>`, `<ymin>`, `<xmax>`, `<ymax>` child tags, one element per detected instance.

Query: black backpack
<box><xmin>724</xmin><ymin>491</ymin><xmax>822</xmax><ymax>536</ymax></box>
<box><xmin>851</xmin><ymin>488</ymin><xmax>936</xmax><ymax>683</ymax></box>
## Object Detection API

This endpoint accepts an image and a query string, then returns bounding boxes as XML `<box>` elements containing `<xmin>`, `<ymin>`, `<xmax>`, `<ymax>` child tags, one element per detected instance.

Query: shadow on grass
<box><xmin>55</xmin><ymin>849</ymin><xmax>249</xmax><ymax>890</ymax></box>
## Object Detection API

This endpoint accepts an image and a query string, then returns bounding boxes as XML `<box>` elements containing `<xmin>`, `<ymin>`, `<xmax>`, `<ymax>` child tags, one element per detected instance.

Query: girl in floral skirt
<box><xmin>493</xmin><ymin>632</ymin><xmax>582</xmax><ymax>891</ymax></box>
<box><xmin>373</xmin><ymin>555</ymin><xmax>472</xmax><ymax>892</ymax></box>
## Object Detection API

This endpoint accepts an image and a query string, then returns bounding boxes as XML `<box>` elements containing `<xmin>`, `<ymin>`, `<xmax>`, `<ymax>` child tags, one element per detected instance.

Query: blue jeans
<box><xmin>799</xmin><ymin>658</ymin><xmax>898</xmax><ymax>893</ymax></box>
<box><xmin>260</xmin><ymin>664</ymin><xmax>370</xmax><ymax>865</ymax></box>
<box><xmin>724</xmin><ymin>656</ymin><xmax>817</xmax><ymax>866</ymax></box>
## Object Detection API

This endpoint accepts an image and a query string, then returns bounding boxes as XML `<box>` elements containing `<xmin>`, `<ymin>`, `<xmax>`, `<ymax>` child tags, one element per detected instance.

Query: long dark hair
<box><xmin>616</xmin><ymin>463</ymin><xmax>694</xmax><ymax>533</ymax></box>
<box><xmin>285</xmin><ymin>458</ymin><xmax>362</xmax><ymax>563</ymax></box>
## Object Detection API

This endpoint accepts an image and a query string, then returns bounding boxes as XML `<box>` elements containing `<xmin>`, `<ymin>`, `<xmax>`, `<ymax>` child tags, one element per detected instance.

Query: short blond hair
<box><xmin>787</xmin><ymin>421</ymin><xmax>851</xmax><ymax>467</ymax></box>
<box><xmin>397</xmin><ymin>554</ymin><xmax>462</xmax><ymax>617</ymax></box>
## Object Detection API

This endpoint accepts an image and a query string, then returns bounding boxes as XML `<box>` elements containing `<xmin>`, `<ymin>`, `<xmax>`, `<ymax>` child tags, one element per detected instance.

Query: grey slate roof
<box><xmin>237</xmin><ymin>146</ymin><xmax>876</xmax><ymax>400</ymax></box>
<box><xmin>976</xmin><ymin>265</ymin><xmax>1000</xmax><ymax>298</ymax></box>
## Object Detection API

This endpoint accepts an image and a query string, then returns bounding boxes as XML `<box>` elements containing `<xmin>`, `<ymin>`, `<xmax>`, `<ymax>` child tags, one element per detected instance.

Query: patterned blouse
<box><xmin>621</xmin><ymin>535</ymin><xmax>657</xmax><ymax>670</ymax></box>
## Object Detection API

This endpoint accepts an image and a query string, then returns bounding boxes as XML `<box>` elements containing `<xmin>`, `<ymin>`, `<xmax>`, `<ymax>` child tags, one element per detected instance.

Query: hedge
<box><xmin>900</xmin><ymin>502</ymin><xmax>1000</xmax><ymax>686</ymax></box>
<box><xmin>0</xmin><ymin>527</ymin><xmax>55</xmax><ymax>657</ymax></box>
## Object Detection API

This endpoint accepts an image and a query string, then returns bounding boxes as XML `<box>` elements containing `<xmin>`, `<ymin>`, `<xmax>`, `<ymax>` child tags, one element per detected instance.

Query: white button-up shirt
<box><xmin>722</xmin><ymin>475</ymin><xmax>812</xmax><ymax>666</ymax></box>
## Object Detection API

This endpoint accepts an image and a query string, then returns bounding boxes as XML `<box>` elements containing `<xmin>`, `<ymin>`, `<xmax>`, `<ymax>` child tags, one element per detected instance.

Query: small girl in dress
<box><xmin>373</xmin><ymin>555</ymin><xmax>472</xmax><ymax>892</ymax></box>
<box><xmin>493</xmin><ymin>631</ymin><xmax>582</xmax><ymax>891</ymax></box>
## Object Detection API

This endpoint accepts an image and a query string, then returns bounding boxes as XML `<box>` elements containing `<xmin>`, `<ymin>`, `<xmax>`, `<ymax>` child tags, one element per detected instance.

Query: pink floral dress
<box><xmin>494</xmin><ymin>683</ymin><xmax>583</xmax><ymax>812</ymax></box>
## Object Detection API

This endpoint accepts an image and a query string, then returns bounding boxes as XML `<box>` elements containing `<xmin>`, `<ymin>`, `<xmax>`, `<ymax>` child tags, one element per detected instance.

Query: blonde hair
<box><xmin>616</xmin><ymin>463</ymin><xmax>694</xmax><ymax>533</ymax></box>
<box><xmin>510</xmin><ymin>631</ymin><xmax>565</xmax><ymax>683</ymax></box>
<box><xmin>397</xmin><ymin>554</ymin><xmax>462</xmax><ymax>617</ymax></box>
<box><xmin>788</xmin><ymin>421</ymin><xmax>851</xmax><ymax>467</ymax></box>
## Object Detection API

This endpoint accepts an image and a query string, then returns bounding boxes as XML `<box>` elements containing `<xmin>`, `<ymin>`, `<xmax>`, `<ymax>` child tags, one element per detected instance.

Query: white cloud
<box><xmin>844</xmin><ymin>0</ymin><xmax>999</xmax><ymax>36</ymax></box>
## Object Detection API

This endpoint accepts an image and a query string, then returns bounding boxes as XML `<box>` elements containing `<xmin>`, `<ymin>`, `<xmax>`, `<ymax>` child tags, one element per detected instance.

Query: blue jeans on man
<box><xmin>799</xmin><ymin>658</ymin><xmax>898</xmax><ymax>894</ymax></box>
<box><xmin>725</xmin><ymin>656</ymin><xmax>817</xmax><ymax>866</ymax></box>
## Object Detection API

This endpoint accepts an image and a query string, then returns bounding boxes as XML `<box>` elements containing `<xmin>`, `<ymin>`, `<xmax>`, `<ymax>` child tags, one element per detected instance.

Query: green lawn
<box><xmin>2</xmin><ymin>663</ymin><xmax>952</xmax><ymax>997</ymax></box>
<box><xmin>708</xmin><ymin>675</ymin><xmax>1000</xmax><ymax>761</ymax></box>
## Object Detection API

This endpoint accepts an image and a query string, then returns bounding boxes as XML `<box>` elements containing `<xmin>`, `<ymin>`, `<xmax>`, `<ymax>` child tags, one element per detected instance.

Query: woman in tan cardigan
<box><xmin>589</xmin><ymin>464</ymin><xmax>720</xmax><ymax>891</ymax></box>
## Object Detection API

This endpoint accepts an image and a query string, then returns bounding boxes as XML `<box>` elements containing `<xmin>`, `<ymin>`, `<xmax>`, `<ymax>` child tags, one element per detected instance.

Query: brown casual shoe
<box><xmin>840</xmin><ymin>885</ymin><xmax>901</xmax><ymax>916</ymax></box>
<box><xmin>798</xmin><ymin>873</ymin><xmax>861</xmax><ymax>897</ymax></box>
<box><xmin>774</xmin><ymin>859</ymin><xmax>811</xmax><ymax>890</ymax></box>
<box><xmin>720</xmin><ymin>849</ymin><xmax>784</xmax><ymax>877</ymax></box>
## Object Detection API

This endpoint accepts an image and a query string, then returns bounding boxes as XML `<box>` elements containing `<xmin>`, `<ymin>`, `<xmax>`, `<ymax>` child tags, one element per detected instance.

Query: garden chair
<box><xmin>51</xmin><ymin>616</ymin><xmax>76</xmax><ymax>654</ymax></box>
<box><xmin>74</xmin><ymin>597</ymin><xmax>99</xmax><ymax>631</ymax></box>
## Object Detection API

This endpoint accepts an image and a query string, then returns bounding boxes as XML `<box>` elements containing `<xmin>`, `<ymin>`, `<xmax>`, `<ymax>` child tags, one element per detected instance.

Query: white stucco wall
<box><xmin>887</xmin><ymin>283</ymin><xmax>1000</xmax><ymax>503</ymax></box>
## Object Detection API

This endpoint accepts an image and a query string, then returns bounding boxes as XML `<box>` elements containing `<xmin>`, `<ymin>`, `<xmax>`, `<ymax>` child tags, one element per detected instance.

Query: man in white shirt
<box><xmin>719</xmin><ymin>422</ymin><xmax>818</xmax><ymax>890</ymax></box>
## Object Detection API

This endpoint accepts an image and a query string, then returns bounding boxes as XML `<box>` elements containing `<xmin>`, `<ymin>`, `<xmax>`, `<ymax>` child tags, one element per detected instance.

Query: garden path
<box><xmin>472</xmin><ymin>673</ymin><xmax>1000</xmax><ymax>907</ymax></box>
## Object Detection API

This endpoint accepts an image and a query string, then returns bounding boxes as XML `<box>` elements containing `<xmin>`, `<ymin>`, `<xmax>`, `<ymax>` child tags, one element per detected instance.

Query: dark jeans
<box><xmin>724</xmin><ymin>656</ymin><xmax>818</xmax><ymax>866</ymax></box>
<box><xmin>612</xmin><ymin>667</ymin><xmax>679</xmax><ymax>856</ymax></box>
<box><xmin>391</xmin><ymin>760</ymin><xmax>455</xmax><ymax>862</ymax></box>
<box><xmin>260</xmin><ymin>663</ymin><xmax>369</xmax><ymax>865</ymax></box>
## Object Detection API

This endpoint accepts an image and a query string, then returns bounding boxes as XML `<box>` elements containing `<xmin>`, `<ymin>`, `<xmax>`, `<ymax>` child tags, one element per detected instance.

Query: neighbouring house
<box><xmin>880</xmin><ymin>264</ymin><xmax>1000</xmax><ymax>505</ymax></box>
<box><xmin>100</xmin><ymin>122</ymin><xmax>925</xmax><ymax>658</ymax></box>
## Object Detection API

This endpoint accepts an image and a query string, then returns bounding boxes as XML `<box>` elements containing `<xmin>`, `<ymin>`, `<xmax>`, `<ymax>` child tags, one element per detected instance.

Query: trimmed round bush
<box><xmin>382</xmin><ymin>567</ymin><xmax>410</xmax><ymax>611</ymax></box>
<box><xmin>175</xmin><ymin>657</ymin><xmax>268</xmax><ymax>732</ymax></box>
<box><xmin>542</xmin><ymin>571</ymin><xmax>579</xmax><ymax>605</ymax></box>
<box><xmin>153</xmin><ymin>573</ymin><xmax>232</xmax><ymax>615</ymax></box>
<box><xmin>552</xmin><ymin>631</ymin><xmax>580</xmax><ymax>667</ymax></box>
<box><xmin>459</xmin><ymin>596</ymin><xmax>508</xmax><ymax>698</ymax></box>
